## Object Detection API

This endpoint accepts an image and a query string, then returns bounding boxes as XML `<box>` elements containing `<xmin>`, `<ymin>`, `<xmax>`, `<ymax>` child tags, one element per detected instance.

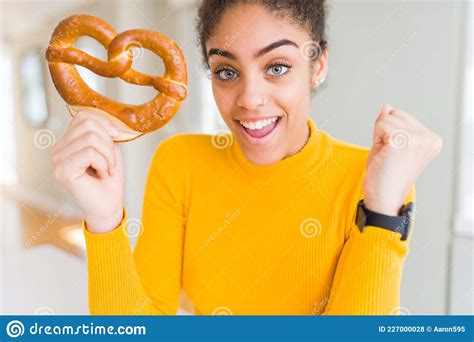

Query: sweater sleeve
<box><xmin>82</xmin><ymin>136</ymin><xmax>187</xmax><ymax>315</ymax></box>
<box><xmin>321</xmin><ymin>184</ymin><xmax>416</xmax><ymax>315</ymax></box>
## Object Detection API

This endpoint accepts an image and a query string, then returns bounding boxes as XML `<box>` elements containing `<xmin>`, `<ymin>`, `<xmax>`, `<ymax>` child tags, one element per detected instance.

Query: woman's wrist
<box><xmin>363</xmin><ymin>198</ymin><xmax>403</xmax><ymax>216</ymax></box>
<box><xmin>85</xmin><ymin>208</ymin><xmax>124</xmax><ymax>234</ymax></box>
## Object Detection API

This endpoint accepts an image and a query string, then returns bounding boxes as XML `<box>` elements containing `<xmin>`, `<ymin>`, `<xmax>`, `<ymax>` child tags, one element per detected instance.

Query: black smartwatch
<box><xmin>355</xmin><ymin>199</ymin><xmax>415</xmax><ymax>241</ymax></box>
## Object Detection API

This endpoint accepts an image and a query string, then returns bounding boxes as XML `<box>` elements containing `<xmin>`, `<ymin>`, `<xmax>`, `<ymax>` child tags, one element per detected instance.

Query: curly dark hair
<box><xmin>195</xmin><ymin>0</ymin><xmax>329</xmax><ymax>68</ymax></box>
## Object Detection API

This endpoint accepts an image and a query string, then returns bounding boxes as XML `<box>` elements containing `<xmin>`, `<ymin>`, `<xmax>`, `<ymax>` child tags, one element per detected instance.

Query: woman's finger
<box><xmin>56</xmin><ymin>116</ymin><xmax>116</xmax><ymax>153</ymax></box>
<box><xmin>55</xmin><ymin>146</ymin><xmax>110</xmax><ymax>183</ymax></box>
<box><xmin>69</xmin><ymin>109</ymin><xmax>119</xmax><ymax>137</ymax></box>
<box><xmin>53</xmin><ymin>131</ymin><xmax>116</xmax><ymax>175</ymax></box>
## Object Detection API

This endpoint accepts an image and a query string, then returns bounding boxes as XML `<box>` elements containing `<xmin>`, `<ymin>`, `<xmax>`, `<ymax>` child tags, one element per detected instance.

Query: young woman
<box><xmin>52</xmin><ymin>0</ymin><xmax>442</xmax><ymax>315</ymax></box>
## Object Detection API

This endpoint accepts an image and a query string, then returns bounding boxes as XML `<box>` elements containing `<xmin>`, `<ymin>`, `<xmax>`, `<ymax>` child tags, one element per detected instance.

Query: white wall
<box><xmin>312</xmin><ymin>0</ymin><xmax>468</xmax><ymax>314</ymax></box>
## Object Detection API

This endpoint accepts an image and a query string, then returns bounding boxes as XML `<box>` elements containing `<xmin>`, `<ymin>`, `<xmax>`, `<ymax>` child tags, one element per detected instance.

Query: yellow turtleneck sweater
<box><xmin>82</xmin><ymin>118</ymin><xmax>415</xmax><ymax>315</ymax></box>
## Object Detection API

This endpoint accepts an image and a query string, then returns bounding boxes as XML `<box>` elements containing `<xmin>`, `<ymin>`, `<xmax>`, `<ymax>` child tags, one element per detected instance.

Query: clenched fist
<box><xmin>363</xmin><ymin>104</ymin><xmax>443</xmax><ymax>215</ymax></box>
<box><xmin>52</xmin><ymin>108</ymin><xmax>125</xmax><ymax>233</ymax></box>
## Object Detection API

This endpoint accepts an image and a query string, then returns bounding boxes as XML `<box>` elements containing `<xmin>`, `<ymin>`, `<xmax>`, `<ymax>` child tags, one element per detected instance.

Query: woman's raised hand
<box><xmin>52</xmin><ymin>108</ymin><xmax>125</xmax><ymax>234</ymax></box>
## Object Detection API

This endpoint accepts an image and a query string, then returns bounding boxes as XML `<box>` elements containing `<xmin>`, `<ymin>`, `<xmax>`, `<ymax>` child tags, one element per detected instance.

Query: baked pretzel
<box><xmin>46</xmin><ymin>14</ymin><xmax>187</xmax><ymax>142</ymax></box>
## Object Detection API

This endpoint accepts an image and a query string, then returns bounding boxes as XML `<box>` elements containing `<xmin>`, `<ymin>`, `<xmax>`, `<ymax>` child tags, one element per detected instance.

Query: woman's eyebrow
<box><xmin>207</xmin><ymin>39</ymin><xmax>298</xmax><ymax>61</ymax></box>
<box><xmin>254</xmin><ymin>39</ymin><xmax>299</xmax><ymax>58</ymax></box>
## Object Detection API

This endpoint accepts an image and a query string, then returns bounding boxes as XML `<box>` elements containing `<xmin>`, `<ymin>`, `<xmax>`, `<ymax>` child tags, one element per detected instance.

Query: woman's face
<box><xmin>206</xmin><ymin>3</ymin><xmax>328</xmax><ymax>165</ymax></box>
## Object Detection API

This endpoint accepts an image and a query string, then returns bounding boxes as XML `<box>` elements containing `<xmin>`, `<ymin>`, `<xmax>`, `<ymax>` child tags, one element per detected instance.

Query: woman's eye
<box><xmin>215</xmin><ymin>69</ymin><xmax>238</xmax><ymax>80</ymax></box>
<box><xmin>266</xmin><ymin>64</ymin><xmax>290</xmax><ymax>76</ymax></box>
<box><xmin>213</xmin><ymin>64</ymin><xmax>290</xmax><ymax>80</ymax></box>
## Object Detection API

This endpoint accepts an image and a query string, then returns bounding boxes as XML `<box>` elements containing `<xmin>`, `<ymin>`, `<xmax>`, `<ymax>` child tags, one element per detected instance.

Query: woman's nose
<box><xmin>235</xmin><ymin>76</ymin><xmax>267</xmax><ymax>111</ymax></box>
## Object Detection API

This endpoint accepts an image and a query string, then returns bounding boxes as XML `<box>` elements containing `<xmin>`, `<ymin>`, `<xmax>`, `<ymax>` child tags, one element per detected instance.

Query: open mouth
<box><xmin>233</xmin><ymin>116</ymin><xmax>282</xmax><ymax>143</ymax></box>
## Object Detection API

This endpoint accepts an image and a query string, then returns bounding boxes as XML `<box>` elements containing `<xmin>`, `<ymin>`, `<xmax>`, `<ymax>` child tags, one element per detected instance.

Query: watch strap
<box><xmin>356</xmin><ymin>199</ymin><xmax>414</xmax><ymax>241</ymax></box>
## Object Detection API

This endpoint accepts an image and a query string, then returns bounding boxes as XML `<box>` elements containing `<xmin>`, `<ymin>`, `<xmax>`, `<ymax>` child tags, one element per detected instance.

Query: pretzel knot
<box><xmin>46</xmin><ymin>14</ymin><xmax>188</xmax><ymax>141</ymax></box>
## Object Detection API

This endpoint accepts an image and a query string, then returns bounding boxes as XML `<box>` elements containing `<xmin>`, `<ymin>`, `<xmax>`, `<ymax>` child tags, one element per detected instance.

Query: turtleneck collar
<box><xmin>228</xmin><ymin>117</ymin><xmax>333</xmax><ymax>182</ymax></box>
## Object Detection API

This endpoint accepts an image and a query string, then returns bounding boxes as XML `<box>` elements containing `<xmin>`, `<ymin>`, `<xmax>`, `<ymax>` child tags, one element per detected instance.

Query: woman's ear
<box><xmin>311</xmin><ymin>48</ymin><xmax>328</xmax><ymax>88</ymax></box>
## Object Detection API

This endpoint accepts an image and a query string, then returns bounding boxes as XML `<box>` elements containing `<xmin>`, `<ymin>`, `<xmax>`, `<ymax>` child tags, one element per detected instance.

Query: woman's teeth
<box><xmin>239</xmin><ymin>116</ymin><xmax>278</xmax><ymax>130</ymax></box>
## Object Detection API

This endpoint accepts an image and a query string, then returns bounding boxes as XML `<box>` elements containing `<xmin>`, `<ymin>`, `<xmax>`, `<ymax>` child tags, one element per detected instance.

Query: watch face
<box><xmin>356</xmin><ymin>200</ymin><xmax>365</xmax><ymax>232</ymax></box>
<box><xmin>401</xmin><ymin>202</ymin><xmax>415</xmax><ymax>240</ymax></box>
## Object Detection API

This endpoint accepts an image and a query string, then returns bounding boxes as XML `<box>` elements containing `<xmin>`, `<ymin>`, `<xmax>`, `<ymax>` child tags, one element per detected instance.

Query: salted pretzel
<box><xmin>46</xmin><ymin>14</ymin><xmax>187</xmax><ymax>142</ymax></box>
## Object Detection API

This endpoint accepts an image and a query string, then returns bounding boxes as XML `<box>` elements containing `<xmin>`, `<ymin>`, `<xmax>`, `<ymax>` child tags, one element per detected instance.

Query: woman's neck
<box><xmin>284</xmin><ymin>121</ymin><xmax>311</xmax><ymax>159</ymax></box>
